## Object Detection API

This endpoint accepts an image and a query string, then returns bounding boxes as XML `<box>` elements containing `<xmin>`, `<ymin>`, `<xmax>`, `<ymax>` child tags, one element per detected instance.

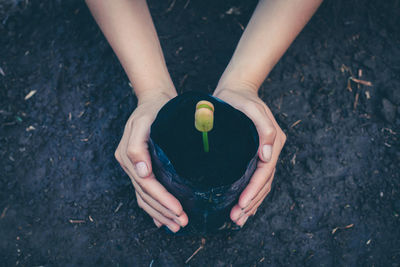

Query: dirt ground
<box><xmin>1</xmin><ymin>0</ymin><xmax>399</xmax><ymax>266</ymax></box>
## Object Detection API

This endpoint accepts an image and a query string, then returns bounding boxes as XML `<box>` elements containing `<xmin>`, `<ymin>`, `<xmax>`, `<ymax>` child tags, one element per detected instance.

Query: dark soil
<box><xmin>1</xmin><ymin>0</ymin><xmax>400</xmax><ymax>266</ymax></box>
<box><xmin>151</xmin><ymin>91</ymin><xmax>258</xmax><ymax>189</ymax></box>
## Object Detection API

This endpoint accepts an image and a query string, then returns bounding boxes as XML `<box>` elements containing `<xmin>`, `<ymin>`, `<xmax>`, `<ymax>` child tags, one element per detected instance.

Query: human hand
<box><xmin>114</xmin><ymin>90</ymin><xmax>189</xmax><ymax>232</ymax></box>
<box><xmin>213</xmin><ymin>85</ymin><xmax>286</xmax><ymax>227</ymax></box>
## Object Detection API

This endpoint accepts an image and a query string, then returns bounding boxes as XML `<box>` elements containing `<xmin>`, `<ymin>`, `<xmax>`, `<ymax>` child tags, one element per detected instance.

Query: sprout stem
<box><xmin>202</xmin><ymin>131</ymin><xmax>209</xmax><ymax>153</ymax></box>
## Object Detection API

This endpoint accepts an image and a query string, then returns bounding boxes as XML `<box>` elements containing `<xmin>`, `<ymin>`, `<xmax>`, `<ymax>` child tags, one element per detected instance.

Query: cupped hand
<box><xmin>213</xmin><ymin>85</ymin><xmax>286</xmax><ymax>227</ymax></box>
<box><xmin>114</xmin><ymin>90</ymin><xmax>188</xmax><ymax>232</ymax></box>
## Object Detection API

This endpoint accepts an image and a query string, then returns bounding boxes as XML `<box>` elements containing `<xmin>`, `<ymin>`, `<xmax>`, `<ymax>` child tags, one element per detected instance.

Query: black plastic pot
<box><xmin>149</xmin><ymin>91</ymin><xmax>259</xmax><ymax>233</ymax></box>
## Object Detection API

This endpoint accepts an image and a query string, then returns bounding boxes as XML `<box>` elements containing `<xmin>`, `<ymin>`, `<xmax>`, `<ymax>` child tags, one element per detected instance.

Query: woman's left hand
<box><xmin>213</xmin><ymin>85</ymin><xmax>286</xmax><ymax>227</ymax></box>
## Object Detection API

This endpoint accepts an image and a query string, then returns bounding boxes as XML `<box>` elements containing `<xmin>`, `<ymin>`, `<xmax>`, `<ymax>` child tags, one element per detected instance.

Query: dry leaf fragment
<box><xmin>349</xmin><ymin>77</ymin><xmax>373</xmax><ymax>86</ymax></box>
<box><xmin>344</xmin><ymin>224</ymin><xmax>354</xmax><ymax>229</ymax></box>
<box><xmin>290</xmin><ymin>120</ymin><xmax>302</xmax><ymax>128</ymax></box>
<box><xmin>185</xmin><ymin>238</ymin><xmax>206</xmax><ymax>264</ymax></box>
<box><xmin>24</xmin><ymin>90</ymin><xmax>37</xmax><ymax>100</ymax></box>
<box><xmin>26</xmin><ymin>126</ymin><xmax>36</xmax><ymax>132</ymax></box>
<box><xmin>332</xmin><ymin>223</ymin><xmax>354</xmax><ymax>234</ymax></box>
<box><xmin>69</xmin><ymin>219</ymin><xmax>85</xmax><ymax>224</ymax></box>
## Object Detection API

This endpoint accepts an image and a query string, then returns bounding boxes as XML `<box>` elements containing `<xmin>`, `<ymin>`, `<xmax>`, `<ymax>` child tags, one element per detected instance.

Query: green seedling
<box><xmin>195</xmin><ymin>100</ymin><xmax>214</xmax><ymax>153</ymax></box>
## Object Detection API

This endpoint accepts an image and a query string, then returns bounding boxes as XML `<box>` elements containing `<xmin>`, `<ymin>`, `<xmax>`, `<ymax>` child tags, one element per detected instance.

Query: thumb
<box><xmin>126</xmin><ymin>119</ymin><xmax>153</xmax><ymax>178</ymax></box>
<box><xmin>253</xmin><ymin>113</ymin><xmax>276</xmax><ymax>163</ymax></box>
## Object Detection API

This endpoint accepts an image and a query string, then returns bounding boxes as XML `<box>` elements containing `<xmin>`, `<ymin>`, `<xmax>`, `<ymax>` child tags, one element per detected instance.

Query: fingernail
<box><xmin>236</xmin><ymin>211</ymin><xmax>245</xmax><ymax>222</ymax></box>
<box><xmin>262</xmin><ymin>145</ymin><xmax>272</xmax><ymax>162</ymax></box>
<box><xmin>153</xmin><ymin>219</ymin><xmax>162</xmax><ymax>228</ymax></box>
<box><xmin>167</xmin><ymin>225</ymin><xmax>179</xmax><ymax>233</ymax></box>
<box><xmin>241</xmin><ymin>198</ymin><xmax>252</xmax><ymax>210</ymax></box>
<box><xmin>237</xmin><ymin>216</ymin><xmax>249</xmax><ymax>227</ymax></box>
<box><xmin>135</xmin><ymin>162</ymin><xmax>149</xmax><ymax>178</ymax></box>
<box><xmin>173</xmin><ymin>218</ymin><xmax>183</xmax><ymax>226</ymax></box>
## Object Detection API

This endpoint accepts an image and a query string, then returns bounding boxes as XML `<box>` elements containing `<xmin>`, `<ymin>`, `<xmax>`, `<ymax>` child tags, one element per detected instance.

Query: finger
<box><xmin>126</xmin><ymin>117</ymin><xmax>153</xmax><ymax>178</ymax></box>
<box><xmin>243</xmin><ymin>169</ymin><xmax>275</xmax><ymax>213</ymax></box>
<box><xmin>231</xmin><ymin>172</ymin><xmax>272</xmax><ymax>222</ymax></box>
<box><xmin>136</xmin><ymin>192</ymin><xmax>181</xmax><ymax>233</ymax></box>
<box><xmin>238</xmin><ymin>137</ymin><xmax>284</xmax><ymax>209</ymax></box>
<box><xmin>138</xmin><ymin>187</ymin><xmax>188</xmax><ymax>227</ymax></box>
<box><xmin>238</xmin><ymin>161</ymin><xmax>274</xmax><ymax>209</ymax></box>
<box><xmin>244</xmin><ymin>104</ymin><xmax>276</xmax><ymax>162</ymax></box>
<box><xmin>120</xmin><ymin>160</ymin><xmax>187</xmax><ymax>221</ymax></box>
<box><xmin>246</xmin><ymin>187</ymin><xmax>270</xmax><ymax>217</ymax></box>
<box><xmin>236</xmin><ymin>214</ymin><xmax>249</xmax><ymax>227</ymax></box>
<box><xmin>153</xmin><ymin>218</ymin><xmax>162</xmax><ymax>228</ymax></box>
<box><xmin>118</xmin><ymin>120</ymin><xmax>186</xmax><ymax>218</ymax></box>
<box><xmin>235</xmin><ymin>186</ymin><xmax>271</xmax><ymax>227</ymax></box>
<box><xmin>230</xmin><ymin>204</ymin><xmax>243</xmax><ymax>222</ymax></box>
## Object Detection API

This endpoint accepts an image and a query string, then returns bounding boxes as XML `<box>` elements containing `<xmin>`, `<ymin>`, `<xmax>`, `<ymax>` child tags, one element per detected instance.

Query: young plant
<box><xmin>195</xmin><ymin>100</ymin><xmax>214</xmax><ymax>153</ymax></box>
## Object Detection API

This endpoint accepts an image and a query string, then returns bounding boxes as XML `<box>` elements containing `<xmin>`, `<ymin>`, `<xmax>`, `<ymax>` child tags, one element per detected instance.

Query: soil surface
<box><xmin>1</xmin><ymin>0</ymin><xmax>400</xmax><ymax>266</ymax></box>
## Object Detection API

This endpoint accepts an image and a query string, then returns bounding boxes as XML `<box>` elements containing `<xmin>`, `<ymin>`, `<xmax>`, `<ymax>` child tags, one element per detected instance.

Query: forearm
<box><xmin>86</xmin><ymin>0</ymin><xmax>175</xmax><ymax>99</ymax></box>
<box><xmin>217</xmin><ymin>0</ymin><xmax>322</xmax><ymax>92</ymax></box>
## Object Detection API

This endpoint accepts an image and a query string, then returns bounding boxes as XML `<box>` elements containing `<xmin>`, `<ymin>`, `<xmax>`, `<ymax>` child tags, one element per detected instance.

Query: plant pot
<box><xmin>149</xmin><ymin>91</ymin><xmax>259</xmax><ymax>233</ymax></box>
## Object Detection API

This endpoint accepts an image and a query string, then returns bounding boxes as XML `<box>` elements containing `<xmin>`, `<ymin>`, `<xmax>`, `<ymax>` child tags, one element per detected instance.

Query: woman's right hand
<box><xmin>114</xmin><ymin>90</ymin><xmax>188</xmax><ymax>232</ymax></box>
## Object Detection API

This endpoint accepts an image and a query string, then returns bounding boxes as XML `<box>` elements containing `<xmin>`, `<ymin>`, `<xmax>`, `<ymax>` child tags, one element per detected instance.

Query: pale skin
<box><xmin>86</xmin><ymin>0</ymin><xmax>322</xmax><ymax>232</ymax></box>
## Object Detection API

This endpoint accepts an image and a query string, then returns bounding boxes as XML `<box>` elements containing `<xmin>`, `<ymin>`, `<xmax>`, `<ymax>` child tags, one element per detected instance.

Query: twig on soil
<box><xmin>185</xmin><ymin>238</ymin><xmax>205</xmax><ymax>264</ymax></box>
<box><xmin>69</xmin><ymin>219</ymin><xmax>85</xmax><ymax>224</ymax></box>
<box><xmin>165</xmin><ymin>0</ymin><xmax>176</xmax><ymax>13</ymax></box>
<box><xmin>114</xmin><ymin>202</ymin><xmax>123</xmax><ymax>213</ymax></box>
<box><xmin>290</xmin><ymin>153</ymin><xmax>296</xmax><ymax>165</ymax></box>
<box><xmin>234</xmin><ymin>19</ymin><xmax>245</xmax><ymax>31</ymax></box>
<box><xmin>1</xmin><ymin>206</ymin><xmax>9</xmax><ymax>219</ymax></box>
<box><xmin>332</xmin><ymin>223</ymin><xmax>354</xmax><ymax>234</ymax></box>
<box><xmin>340</xmin><ymin>64</ymin><xmax>352</xmax><ymax>75</ymax></box>
<box><xmin>80</xmin><ymin>134</ymin><xmax>92</xmax><ymax>142</ymax></box>
<box><xmin>348</xmin><ymin>77</ymin><xmax>373</xmax><ymax>87</ymax></box>
<box><xmin>347</xmin><ymin>79</ymin><xmax>352</xmax><ymax>92</ymax></box>
<box><xmin>353</xmin><ymin>92</ymin><xmax>359</xmax><ymax>110</ymax></box>
<box><xmin>24</xmin><ymin>90</ymin><xmax>37</xmax><ymax>100</ymax></box>
<box><xmin>26</xmin><ymin>126</ymin><xmax>35</xmax><ymax>132</ymax></box>
<box><xmin>384</xmin><ymin>142</ymin><xmax>391</xmax><ymax>148</ymax></box>
<box><xmin>382</xmin><ymin>128</ymin><xmax>396</xmax><ymax>135</ymax></box>
<box><xmin>277</xmin><ymin>95</ymin><xmax>283</xmax><ymax>110</ymax></box>
<box><xmin>290</xmin><ymin>120</ymin><xmax>302</xmax><ymax>128</ymax></box>
<box><xmin>179</xmin><ymin>73</ymin><xmax>188</xmax><ymax>88</ymax></box>
<box><xmin>184</xmin><ymin>0</ymin><xmax>190</xmax><ymax>9</ymax></box>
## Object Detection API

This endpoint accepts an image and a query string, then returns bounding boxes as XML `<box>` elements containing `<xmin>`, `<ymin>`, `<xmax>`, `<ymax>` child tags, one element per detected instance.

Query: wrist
<box><xmin>136</xmin><ymin>85</ymin><xmax>177</xmax><ymax>104</ymax></box>
<box><xmin>215</xmin><ymin>79</ymin><xmax>259</xmax><ymax>97</ymax></box>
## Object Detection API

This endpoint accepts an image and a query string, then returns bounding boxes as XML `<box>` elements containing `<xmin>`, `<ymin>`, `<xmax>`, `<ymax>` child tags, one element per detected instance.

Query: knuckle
<box><xmin>136</xmin><ymin>197</ymin><xmax>144</xmax><ymax>208</ymax></box>
<box><xmin>114</xmin><ymin>150</ymin><xmax>122</xmax><ymax>163</ymax></box>
<box><xmin>126</xmin><ymin>146</ymin><xmax>141</xmax><ymax>161</ymax></box>
<box><xmin>266</xmin><ymin>187</ymin><xmax>271</xmax><ymax>196</ymax></box>
<box><xmin>281</xmin><ymin>131</ymin><xmax>287</xmax><ymax>143</ymax></box>
<box><xmin>174</xmin><ymin>206</ymin><xmax>184</xmax><ymax>216</ymax></box>
<box><xmin>265</xmin><ymin>127</ymin><xmax>277</xmax><ymax>139</ymax></box>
